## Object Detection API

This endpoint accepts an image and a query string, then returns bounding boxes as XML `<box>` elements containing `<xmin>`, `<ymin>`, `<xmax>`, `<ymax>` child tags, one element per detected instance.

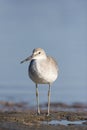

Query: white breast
<box><xmin>29</xmin><ymin>59</ymin><xmax>58</xmax><ymax>84</ymax></box>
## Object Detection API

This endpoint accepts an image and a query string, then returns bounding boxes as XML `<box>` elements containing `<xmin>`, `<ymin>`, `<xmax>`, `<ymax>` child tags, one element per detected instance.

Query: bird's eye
<box><xmin>38</xmin><ymin>52</ymin><xmax>41</xmax><ymax>54</ymax></box>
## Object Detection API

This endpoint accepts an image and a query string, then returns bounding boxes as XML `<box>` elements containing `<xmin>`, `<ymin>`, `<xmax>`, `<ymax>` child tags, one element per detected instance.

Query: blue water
<box><xmin>0</xmin><ymin>84</ymin><xmax>87</xmax><ymax>105</ymax></box>
<box><xmin>43</xmin><ymin>120</ymin><xmax>85</xmax><ymax>126</ymax></box>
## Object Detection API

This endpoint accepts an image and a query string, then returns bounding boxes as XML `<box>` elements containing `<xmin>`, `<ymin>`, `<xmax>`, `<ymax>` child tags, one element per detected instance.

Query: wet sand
<box><xmin>0</xmin><ymin>102</ymin><xmax>87</xmax><ymax>130</ymax></box>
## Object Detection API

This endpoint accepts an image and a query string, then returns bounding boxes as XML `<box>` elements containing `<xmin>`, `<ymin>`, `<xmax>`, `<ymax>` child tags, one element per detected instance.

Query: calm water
<box><xmin>0</xmin><ymin>84</ymin><xmax>87</xmax><ymax>105</ymax></box>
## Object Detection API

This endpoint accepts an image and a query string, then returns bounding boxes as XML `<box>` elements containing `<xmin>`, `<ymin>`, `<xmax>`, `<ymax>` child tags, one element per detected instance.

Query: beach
<box><xmin>0</xmin><ymin>102</ymin><xmax>87</xmax><ymax>130</ymax></box>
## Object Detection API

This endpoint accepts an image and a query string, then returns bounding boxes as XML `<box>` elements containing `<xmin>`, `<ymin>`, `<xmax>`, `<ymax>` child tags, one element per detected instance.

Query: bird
<box><xmin>20</xmin><ymin>48</ymin><xmax>58</xmax><ymax>115</ymax></box>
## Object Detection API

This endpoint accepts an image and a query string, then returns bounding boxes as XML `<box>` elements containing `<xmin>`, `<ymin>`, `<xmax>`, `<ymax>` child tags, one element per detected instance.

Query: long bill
<box><xmin>20</xmin><ymin>55</ymin><xmax>32</xmax><ymax>64</ymax></box>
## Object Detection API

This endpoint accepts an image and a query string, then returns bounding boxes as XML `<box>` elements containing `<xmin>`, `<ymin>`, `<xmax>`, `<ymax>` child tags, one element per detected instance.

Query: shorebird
<box><xmin>21</xmin><ymin>48</ymin><xmax>58</xmax><ymax>115</ymax></box>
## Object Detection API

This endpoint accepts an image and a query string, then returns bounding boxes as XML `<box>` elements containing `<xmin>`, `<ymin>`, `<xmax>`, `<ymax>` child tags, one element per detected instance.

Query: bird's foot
<box><xmin>46</xmin><ymin>112</ymin><xmax>51</xmax><ymax>116</ymax></box>
<box><xmin>36</xmin><ymin>111</ymin><xmax>40</xmax><ymax>115</ymax></box>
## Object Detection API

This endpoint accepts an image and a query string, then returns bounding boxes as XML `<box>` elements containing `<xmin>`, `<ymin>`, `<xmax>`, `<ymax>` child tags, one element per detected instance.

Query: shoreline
<box><xmin>0</xmin><ymin>101</ymin><xmax>87</xmax><ymax>130</ymax></box>
<box><xmin>0</xmin><ymin>111</ymin><xmax>87</xmax><ymax>130</ymax></box>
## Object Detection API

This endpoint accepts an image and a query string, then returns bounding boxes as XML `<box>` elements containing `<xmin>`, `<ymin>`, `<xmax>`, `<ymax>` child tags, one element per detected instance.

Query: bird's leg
<box><xmin>47</xmin><ymin>84</ymin><xmax>51</xmax><ymax>116</ymax></box>
<box><xmin>36</xmin><ymin>84</ymin><xmax>40</xmax><ymax>115</ymax></box>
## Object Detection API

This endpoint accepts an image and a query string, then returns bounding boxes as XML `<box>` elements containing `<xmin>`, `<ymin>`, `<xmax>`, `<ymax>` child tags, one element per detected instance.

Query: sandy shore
<box><xmin>0</xmin><ymin>102</ymin><xmax>87</xmax><ymax>130</ymax></box>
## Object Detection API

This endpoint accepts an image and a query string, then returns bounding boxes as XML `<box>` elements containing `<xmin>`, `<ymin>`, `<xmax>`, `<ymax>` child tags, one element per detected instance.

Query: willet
<box><xmin>21</xmin><ymin>48</ymin><xmax>58</xmax><ymax>115</ymax></box>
